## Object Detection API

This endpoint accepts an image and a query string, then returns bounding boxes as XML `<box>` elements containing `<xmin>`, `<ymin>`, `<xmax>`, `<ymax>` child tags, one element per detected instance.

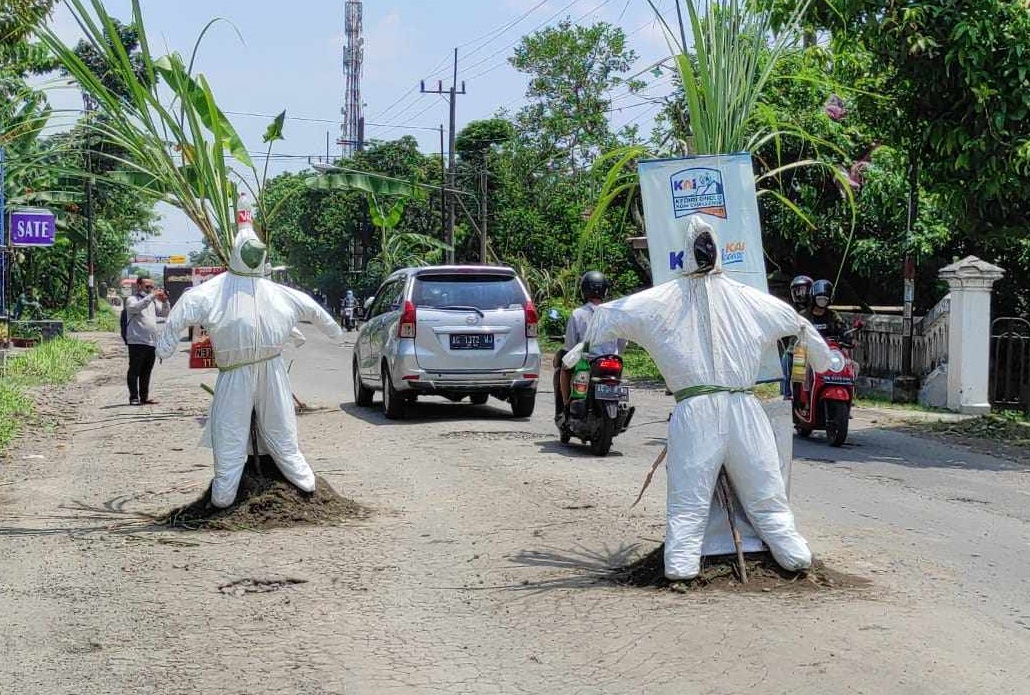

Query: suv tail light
<box><xmin>524</xmin><ymin>299</ymin><xmax>539</xmax><ymax>338</ymax></box>
<box><xmin>593</xmin><ymin>356</ymin><xmax>623</xmax><ymax>378</ymax></box>
<box><xmin>398</xmin><ymin>300</ymin><xmax>416</xmax><ymax>338</ymax></box>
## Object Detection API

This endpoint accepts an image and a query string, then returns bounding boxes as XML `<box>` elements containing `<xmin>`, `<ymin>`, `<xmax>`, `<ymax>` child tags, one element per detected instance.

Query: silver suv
<box><xmin>352</xmin><ymin>265</ymin><xmax>541</xmax><ymax>419</ymax></box>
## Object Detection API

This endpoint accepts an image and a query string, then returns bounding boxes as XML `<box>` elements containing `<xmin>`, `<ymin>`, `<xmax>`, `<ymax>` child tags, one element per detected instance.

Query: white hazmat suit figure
<box><xmin>156</xmin><ymin>213</ymin><xmax>343</xmax><ymax>508</ymax></box>
<box><xmin>564</xmin><ymin>215</ymin><xmax>832</xmax><ymax>579</ymax></box>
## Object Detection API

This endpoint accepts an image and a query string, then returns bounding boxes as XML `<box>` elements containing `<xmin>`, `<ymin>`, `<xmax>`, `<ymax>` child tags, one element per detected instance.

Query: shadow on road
<box><xmin>794</xmin><ymin>423</ymin><xmax>1027</xmax><ymax>472</ymax></box>
<box><xmin>339</xmin><ymin>398</ymin><xmax>527</xmax><ymax>426</ymax></box>
<box><xmin>501</xmin><ymin>542</ymin><xmax>644</xmax><ymax>594</ymax></box>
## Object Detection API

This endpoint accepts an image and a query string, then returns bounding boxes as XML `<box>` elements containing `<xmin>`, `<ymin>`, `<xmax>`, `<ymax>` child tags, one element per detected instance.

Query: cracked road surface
<box><xmin>0</xmin><ymin>331</ymin><xmax>1027</xmax><ymax>694</ymax></box>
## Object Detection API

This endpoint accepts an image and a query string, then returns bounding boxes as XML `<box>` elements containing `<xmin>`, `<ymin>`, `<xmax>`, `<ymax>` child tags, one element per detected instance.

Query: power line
<box><xmin>223</xmin><ymin>109</ymin><xmax>438</xmax><ymax>132</ymax></box>
<box><xmin>459</xmin><ymin>0</ymin><xmax>550</xmax><ymax>58</ymax></box>
<box><xmin>462</xmin><ymin>0</ymin><xmax>588</xmax><ymax>80</ymax></box>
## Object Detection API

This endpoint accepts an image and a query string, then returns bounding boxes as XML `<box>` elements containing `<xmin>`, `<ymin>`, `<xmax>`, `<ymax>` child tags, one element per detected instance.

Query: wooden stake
<box><xmin>716</xmin><ymin>468</ymin><xmax>748</xmax><ymax>584</ymax></box>
<box><xmin>631</xmin><ymin>445</ymin><xmax>667</xmax><ymax>508</ymax></box>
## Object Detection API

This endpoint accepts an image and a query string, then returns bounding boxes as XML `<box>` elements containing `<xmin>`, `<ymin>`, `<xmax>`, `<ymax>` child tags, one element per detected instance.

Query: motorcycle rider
<box><xmin>782</xmin><ymin>275</ymin><xmax>813</xmax><ymax>397</ymax></box>
<box><xmin>556</xmin><ymin>271</ymin><xmax>626</xmax><ymax>421</ymax></box>
<box><xmin>803</xmin><ymin>280</ymin><xmax>847</xmax><ymax>340</ymax></box>
<box><xmin>341</xmin><ymin>289</ymin><xmax>358</xmax><ymax>329</ymax></box>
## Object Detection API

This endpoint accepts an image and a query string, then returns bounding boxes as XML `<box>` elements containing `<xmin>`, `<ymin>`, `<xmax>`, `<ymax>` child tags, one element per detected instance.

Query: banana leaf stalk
<box><xmin>34</xmin><ymin>0</ymin><xmax>285</xmax><ymax>266</ymax></box>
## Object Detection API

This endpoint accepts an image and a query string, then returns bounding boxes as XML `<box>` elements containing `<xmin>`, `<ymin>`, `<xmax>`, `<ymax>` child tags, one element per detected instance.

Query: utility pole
<box><xmin>479</xmin><ymin>169</ymin><xmax>488</xmax><ymax>263</ymax></box>
<box><xmin>422</xmin><ymin>48</ymin><xmax>465</xmax><ymax>264</ymax></box>
<box><xmin>439</xmin><ymin>124</ymin><xmax>446</xmax><ymax>242</ymax></box>
<box><xmin>83</xmin><ymin>93</ymin><xmax>96</xmax><ymax>321</ymax></box>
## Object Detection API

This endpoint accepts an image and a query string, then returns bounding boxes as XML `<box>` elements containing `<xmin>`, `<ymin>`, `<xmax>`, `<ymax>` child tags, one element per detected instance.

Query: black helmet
<box><xmin>580</xmin><ymin>270</ymin><xmax>610</xmax><ymax>302</ymax></box>
<box><xmin>812</xmin><ymin>279</ymin><xmax>834</xmax><ymax>308</ymax></box>
<box><xmin>789</xmin><ymin>275</ymin><xmax>813</xmax><ymax>309</ymax></box>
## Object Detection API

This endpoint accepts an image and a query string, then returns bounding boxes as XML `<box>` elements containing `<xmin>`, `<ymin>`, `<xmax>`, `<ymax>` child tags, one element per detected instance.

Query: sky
<box><xmin>42</xmin><ymin>0</ymin><xmax>682</xmax><ymax>264</ymax></box>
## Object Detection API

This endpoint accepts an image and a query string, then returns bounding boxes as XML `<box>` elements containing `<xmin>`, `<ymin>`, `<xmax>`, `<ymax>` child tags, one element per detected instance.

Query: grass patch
<box><xmin>620</xmin><ymin>344</ymin><xmax>664</xmax><ymax>383</ymax></box>
<box><xmin>7</xmin><ymin>337</ymin><xmax>100</xmax><ymax>385</ymax></box>
<box><xmin>0</xmin><ymin>337</ymin><xmax>100</xmax><ymax>450</ymax></box>
<box><xmin>53</xmin><ymin>304</ymin><xmax>119</xmax><ymax>333</ymax></box>
<box><xmin>925</xmin><ymin>412</ymin><xmax>1030</xmax><ymax>447</ymax></box>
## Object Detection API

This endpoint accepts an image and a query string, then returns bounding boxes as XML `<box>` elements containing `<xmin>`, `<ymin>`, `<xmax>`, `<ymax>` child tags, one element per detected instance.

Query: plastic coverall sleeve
<box><xmin>284</xmin><ymin>286</ymin><xmax>345</xmax><ymax>343</ymax></box>
<box><xmin>155</xmin><ymin>290</ymin><xmax>209</xmax><ymax>360</ymax></box>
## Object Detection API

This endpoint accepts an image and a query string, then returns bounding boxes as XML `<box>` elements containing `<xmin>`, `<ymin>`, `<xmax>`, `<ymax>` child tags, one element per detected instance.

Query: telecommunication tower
<box><xmin>338</xmin><ymin>0</ymin><xmax>364</xmax><ymax>156</ymax></box>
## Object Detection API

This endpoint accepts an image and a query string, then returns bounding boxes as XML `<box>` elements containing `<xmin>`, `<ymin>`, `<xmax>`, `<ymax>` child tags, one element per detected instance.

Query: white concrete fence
<box><xmin>838</xmin><ymin>256</ymin><xmax>1004</xmax><ymax>414</ymax></box>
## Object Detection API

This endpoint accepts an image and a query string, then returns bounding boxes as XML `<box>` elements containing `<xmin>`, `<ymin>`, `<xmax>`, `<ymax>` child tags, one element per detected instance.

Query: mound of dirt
<box><xmin>610</xmin><ymin>545</ymin><xmax>869</xmax><ymax>593</ymax></box>
<box><xmin>161</xmin><ymin>456</ymin><xmax>369</xmax><ymax>531</ymax></box>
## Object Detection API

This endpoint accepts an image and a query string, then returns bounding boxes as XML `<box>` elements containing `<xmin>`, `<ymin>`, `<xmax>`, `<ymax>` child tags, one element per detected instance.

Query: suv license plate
<box><xmin>595</xmin><ymin>383</ymin><xmax>629</xmax><ymax>401</ymax></box>
<box><xmin>450</xmin><ymin>333</ymin><xmax>494</xmax><ymax>350</ymax></box>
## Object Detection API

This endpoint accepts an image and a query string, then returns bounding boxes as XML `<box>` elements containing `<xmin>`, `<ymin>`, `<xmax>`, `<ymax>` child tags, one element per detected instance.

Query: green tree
<box><xmin>509</xmin><ymin>20</ymin><xmax>641</xmax><ymax>175</ymax></box>
<box><xmin>762</xmin><ymin>0</ymin><xmax>1030</xmax><ymax>313</ymax></box>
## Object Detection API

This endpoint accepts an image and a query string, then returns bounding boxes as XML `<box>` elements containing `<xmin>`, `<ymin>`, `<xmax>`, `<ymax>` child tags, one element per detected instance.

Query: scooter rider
<box><xmin>556</xmin><ymin>271</ymin><xmax>626</xmax><ymax>419</ymax></box>
<box><xmin>803</xmin><ymin>279</ymin><xmax>847</xmax><ymax>341</ymax></box>
<box><xmin>342</xmin><ymin>289</ymin><xmax>358</xmax><ymax>329</ymax></box>
<box><xmin>782</xmin><ymin>275</ymin><xmax>813</xmax><ymax>397</ymax></box>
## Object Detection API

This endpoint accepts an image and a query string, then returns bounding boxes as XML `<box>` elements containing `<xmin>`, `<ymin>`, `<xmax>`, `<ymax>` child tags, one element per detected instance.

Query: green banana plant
<box><xmin>305</xmin><ymin>171</ymin><xmax>449</xmax><ymax>278</ymax></box>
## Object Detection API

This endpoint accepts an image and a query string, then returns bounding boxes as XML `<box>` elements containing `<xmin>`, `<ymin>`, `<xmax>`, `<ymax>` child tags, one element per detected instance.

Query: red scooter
<box><xmin>792</xmin><ymin>327</ymin><xmax>860</xmax><ymax>447</ymax></box>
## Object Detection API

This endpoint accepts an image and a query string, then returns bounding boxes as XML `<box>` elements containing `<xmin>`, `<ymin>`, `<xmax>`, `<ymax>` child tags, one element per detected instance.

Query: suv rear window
<box><xmin>412</xmin><ymin>274</ymin><xmax>526</xmax><ymax>311</ymax></box>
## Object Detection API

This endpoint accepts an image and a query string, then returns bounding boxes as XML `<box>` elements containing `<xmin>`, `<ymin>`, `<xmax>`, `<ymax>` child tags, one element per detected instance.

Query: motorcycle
<box><xmin>791</xmin><ymin>326</ymin><xmax>860</xmax><ymax>446</ymax></box>
<box><xmin>553</xmin><ymin>350</ymin><xmax>635</xmax><ymax>456</ymax></box>
<box><xmin>343</xmin><ymin>305</ymin><xmax>356</xmax><ymax>331</ymax></box>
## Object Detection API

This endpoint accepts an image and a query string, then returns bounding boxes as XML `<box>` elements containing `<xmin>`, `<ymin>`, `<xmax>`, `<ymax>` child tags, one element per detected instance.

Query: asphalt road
<box><xmin>289</xmin><ymin>325</ymin><xmax>1030</xmax><ymax>636</ymax></box>
<box><xmin>6</xmin><ymin>327</ymin><xmax>1023</xmax><ymax>693</ymax></box>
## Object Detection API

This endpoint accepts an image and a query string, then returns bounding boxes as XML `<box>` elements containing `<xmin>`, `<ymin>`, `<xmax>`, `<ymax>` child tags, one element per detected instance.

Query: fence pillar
<box><xmin>939</xmin><ymin>256</ymin><xmax>1004</xmax><ymax>414</ymax></box>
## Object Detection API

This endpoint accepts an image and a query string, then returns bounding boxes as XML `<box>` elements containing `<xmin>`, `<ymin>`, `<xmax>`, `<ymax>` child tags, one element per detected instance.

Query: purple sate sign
<box><xmin>9</xmin><ymin>208</ymin><xmax>56</xmax><ymax>247</ymax></box>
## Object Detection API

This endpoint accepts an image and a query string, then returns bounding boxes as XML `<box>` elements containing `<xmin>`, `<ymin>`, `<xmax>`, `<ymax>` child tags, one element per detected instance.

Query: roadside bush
<box><xmin>53</xmin><ymin>304</ymin><xmax>119</xmax><ymax>333</ymax></box>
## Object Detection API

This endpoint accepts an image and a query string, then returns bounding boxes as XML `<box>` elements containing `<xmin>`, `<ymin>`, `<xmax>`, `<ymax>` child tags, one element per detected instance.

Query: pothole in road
<box><xmin>610</xmin><ymin>546</ymin><xmax>871</xmax><ymax>594</ymax></box>
<box><xmin>219</xmin><ymin>577</ymin><xmax>307</xmax><ymax>596</ymax></box>
<box><xmin>440</xmin><ymin>430</ymin><xmax>544</xmax><ymax>441</ymax></box>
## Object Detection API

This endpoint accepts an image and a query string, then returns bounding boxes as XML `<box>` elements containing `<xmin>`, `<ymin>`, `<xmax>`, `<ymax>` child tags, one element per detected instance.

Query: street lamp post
<box><xmin>82</xmin><ymin>92</ymin><xmax>96</xmax><ymax>321</ymax></box>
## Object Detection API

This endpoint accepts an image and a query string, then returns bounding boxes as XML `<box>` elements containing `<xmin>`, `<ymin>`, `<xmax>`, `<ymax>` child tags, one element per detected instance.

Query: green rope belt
<box><xmin>217</xmin><ymin>352</ymin><xmax>281</xmax><ymax>373</ymax></box>
<box><xmin>673</xmin><ymin>384</ymin><xmax>755</xmax><ymax>402</ymax></box>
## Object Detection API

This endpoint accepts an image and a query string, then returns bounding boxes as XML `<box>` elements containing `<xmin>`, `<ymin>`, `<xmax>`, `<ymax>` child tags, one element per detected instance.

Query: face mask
<box><xmin>693</xmin><ymin>231</ymin><xmax>718</xmax><ymax>274</ymax></box>
<box><xmin>815</xmin><ymin>296</ymin><xmax>830</xmax><ymax>308</ymax></box>
<box><xmin>240</xmin><ymin>239</ymin><xmax>267</xmax><ymax>270</ymax></box>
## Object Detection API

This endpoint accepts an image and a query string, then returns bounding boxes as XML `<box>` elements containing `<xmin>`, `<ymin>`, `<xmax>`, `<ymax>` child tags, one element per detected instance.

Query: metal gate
<box><xmin>990</xmin><ymin>317</ymin><xmax>1030</xmax><ymax>412</ymax></box>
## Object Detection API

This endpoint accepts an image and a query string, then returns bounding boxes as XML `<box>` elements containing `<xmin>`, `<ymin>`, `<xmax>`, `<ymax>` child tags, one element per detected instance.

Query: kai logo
<box><xmin>722</xmin><ymin>241</ymin><xmax>745</xmax><ymax>266</ymax></box>
<box><xmin>669</xmin><ymin>167</ymin><xmax>727</xmax><ymax>219</ymax></box>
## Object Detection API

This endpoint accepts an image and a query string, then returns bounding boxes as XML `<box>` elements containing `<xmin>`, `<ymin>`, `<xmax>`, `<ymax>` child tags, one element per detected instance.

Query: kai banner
<box><xmin>638</xmin><ymin>153</ymin><xmax>780</xmax><ymax>380</ymax></box>
<box><xmin>638</xmin><ymin>153</ymin><xmax>766</xmax><ymax>289</ymax></box>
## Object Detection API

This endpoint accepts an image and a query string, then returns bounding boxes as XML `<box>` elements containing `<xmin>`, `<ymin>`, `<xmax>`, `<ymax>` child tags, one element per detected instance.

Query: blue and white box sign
<box><xmin>639</xmin><ymin>153</ymin><xmax>764</xmax><ymax>289</ymax></box>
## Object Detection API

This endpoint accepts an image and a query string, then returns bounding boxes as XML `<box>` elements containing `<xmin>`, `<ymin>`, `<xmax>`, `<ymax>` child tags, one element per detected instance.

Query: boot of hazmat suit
<box><xmin>157</xmin><ymin>220</ymin><xmax>343</xmax><ymax>508</ymax></box>
<box><xmin>564</xmin><ymin>215</ymin><xmax>832</xmax><ymax>580</ymax></box>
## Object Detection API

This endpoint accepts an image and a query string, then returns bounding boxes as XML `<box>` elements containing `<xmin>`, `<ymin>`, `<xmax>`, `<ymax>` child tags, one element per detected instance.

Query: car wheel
<box><xmin>353</xmin><ymin>358</ymin><xmax>374</xmax><ymax>407</ymax></box>
<box><xmin>381</xmin><ymin>364</ymin><xmax>406</xmax><ymax>419</ymax></box>
<box><xmin>469</xmin><ymin>393</ymin><xmax>489</xmax><ymax>406</ymax></box>
<box><xmin>510</xmin><ymin>390</ymin><xmax>536</xmax><ymax>418</ymax></box>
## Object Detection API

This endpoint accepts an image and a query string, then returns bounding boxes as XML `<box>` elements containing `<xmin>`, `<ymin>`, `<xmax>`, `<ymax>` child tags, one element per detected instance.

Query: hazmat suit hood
<box><xmin>228</xmin><ymin>227</ymin><xmax>267</xmax><ymax>276</ymax></box>
<box><xmin>681</xmin><ymin>215</ymin><xmax>722</xmax><ymax>276</ymax></box>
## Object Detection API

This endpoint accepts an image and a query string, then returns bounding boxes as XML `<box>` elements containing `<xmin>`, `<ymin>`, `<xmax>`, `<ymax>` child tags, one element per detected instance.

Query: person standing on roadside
<box><xmin>125</xmin><ymin>275</ymin><xmax>169</xmax><ymax>405</ymax></box>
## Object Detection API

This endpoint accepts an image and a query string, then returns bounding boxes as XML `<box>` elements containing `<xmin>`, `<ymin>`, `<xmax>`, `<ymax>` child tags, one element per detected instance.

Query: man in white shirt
<box><xmin>124</xmin><ymin>275</ymin><xmax>170</xmax><ymax>405</ymax></box>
